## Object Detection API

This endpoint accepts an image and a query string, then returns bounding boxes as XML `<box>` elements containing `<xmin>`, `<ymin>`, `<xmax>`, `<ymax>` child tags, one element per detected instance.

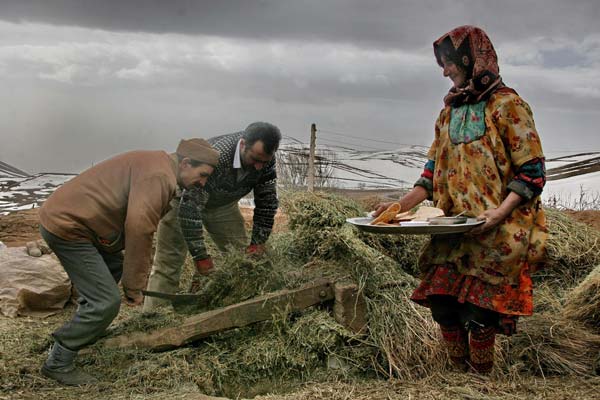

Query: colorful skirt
<box><xmin>410</xmin><ymin>263</ymin><xmax>533</xmax><ymax>316</ymax></box>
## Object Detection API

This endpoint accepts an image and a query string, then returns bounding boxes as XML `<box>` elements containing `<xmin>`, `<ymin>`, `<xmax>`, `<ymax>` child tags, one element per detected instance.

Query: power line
<box><xmin>318</xmin><ymin>128</ymin><xmax>414</xmax><ymax>147</ymax></box>
<box><xmin>317</xmin><ymin>137</ymin><xmax>387</xmax><ymax>152</ymax></box>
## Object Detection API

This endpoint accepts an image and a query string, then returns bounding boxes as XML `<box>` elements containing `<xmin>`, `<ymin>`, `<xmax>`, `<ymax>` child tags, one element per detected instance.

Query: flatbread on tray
<box><xmin>370</xmin><ymin>202</ymin><xmax>401</xmax><ymax>225</ymax></box>
<box><xmin>397</xmin><ymin>206</ymin><xmax>444</xmax><ymax>222</ymax></box>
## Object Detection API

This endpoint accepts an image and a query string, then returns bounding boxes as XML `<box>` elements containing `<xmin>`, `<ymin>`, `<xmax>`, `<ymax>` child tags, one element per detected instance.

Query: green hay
<box><xmin>191</xmin><ymin>251</ymin><xmax>287</xmax><ymax>311</ymax></box>
<box><xmin>280</xmin><ymin>191</ymin><xmax>445</xmax><ymax>379</ymax></box>
<box><xmin>86</xmin><ymin>309</ymin><xmax>370</xmax><ymax>398</ymax></box>
<box><xmin>108</xmin><ymin>309</ymin><xmax>186</xmax><ymax>336</ymax></box>
<box><xmin>358</xmin><ymin>232</ymin><xmax>428</xmax><ymax>277</ymax></box>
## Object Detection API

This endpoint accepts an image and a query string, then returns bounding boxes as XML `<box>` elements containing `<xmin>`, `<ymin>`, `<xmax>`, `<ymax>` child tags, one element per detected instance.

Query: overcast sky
<box><xmin>0</xmin><ymin>0</ymin><xmax>599</xmax><ymax>173</ymax></box>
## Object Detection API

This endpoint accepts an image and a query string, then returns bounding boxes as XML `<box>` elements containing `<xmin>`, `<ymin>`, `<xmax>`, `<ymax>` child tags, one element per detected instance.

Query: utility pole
<box><xmin>307</xmin><ymin>123</ymin><xmax>316</xmax><ymax>192</ymax></box>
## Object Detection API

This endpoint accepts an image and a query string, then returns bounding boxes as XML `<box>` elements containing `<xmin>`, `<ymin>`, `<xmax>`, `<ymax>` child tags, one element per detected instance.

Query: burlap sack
<box><xmin>0</xmin><ymin>247</ymin><xmax>71</xmax><ymax>317</ymax></box>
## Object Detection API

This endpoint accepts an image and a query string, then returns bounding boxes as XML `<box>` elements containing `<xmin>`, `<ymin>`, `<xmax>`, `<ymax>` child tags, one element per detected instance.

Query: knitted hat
<box><xmin>176</xmin><ymin>138</ymin><xmax>220</xmax><ymax>166</ymax></box>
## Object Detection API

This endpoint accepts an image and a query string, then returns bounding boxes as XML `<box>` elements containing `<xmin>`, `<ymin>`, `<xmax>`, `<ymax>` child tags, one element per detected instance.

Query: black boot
<box><xmin>40</xmin><ymin>342</ymin><xmax>98</xmax><ymax>386</ymax></box>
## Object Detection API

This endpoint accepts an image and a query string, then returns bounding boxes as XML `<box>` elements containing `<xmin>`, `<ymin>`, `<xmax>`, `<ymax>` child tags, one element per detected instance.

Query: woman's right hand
<box><xmin>372</xmin><ymin>202</ymin><xmax>394</xmax><ymax>217</ymax></box>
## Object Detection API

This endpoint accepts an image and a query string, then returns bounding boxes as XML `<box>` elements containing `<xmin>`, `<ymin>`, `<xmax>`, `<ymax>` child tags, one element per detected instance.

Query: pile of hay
<box><xmin>501</xmin><ymin>313</ymin><xmax>600</xmax><ymax>377</ymax></box>
<box><xmin>543</xmin><ymin>208</ymin><xmax>600</xmax><ymax>285</ymax></box>
<box><xmin>176</xmin><ymin>194</ymin><xmax>600</xmax><ymax>383</ymax></box>
<box><xmin>279</xmin><ymin>191</ymin><xmax>446</xmax><ymax>379</ymax></box>
<box><xmin>57</xmin><ymin>191</ymin><xmax>439</xmax><ymax>398</ymax></box>
<box><xmin>10</xmin><ymin>191</ymin><xmax>599</xmax><ymax>399</ymax></box>
<box><xmin>279</xmin><ymin>193</ymin><xmax>600</xmax><ymax>380</ymax></box>
<box><xmin>562</xmin><ymin>264</ymin><xmax>600</xmax><ymax>332</ymax></box>
<box><xmin>358</xmin><ymin>232</ymin><xmax>428</xmax><ymax>277</ymax></box>
<box><xmin>103</xmin><ymin>194</ymin><xmax>600</xmax><ymax>389</ymax></box>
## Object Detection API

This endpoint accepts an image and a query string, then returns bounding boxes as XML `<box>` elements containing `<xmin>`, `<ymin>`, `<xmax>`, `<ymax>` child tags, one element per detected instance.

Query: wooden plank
<box><xmin>103</xmin><ymin>279</ymin><xmax>334</xmax><ymax>351</ymax></box>
<box><xmin>333</xmin><ymin>282</ymin><xmax>368</xmax><ymax>334</ymax></box>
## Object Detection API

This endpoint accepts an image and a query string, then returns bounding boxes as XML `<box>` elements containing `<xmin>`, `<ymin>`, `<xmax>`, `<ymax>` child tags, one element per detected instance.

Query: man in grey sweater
<box><xmin>143</xmin><ymin>122</ymin><xmax>281</xmax><ymax>311</ymax></box>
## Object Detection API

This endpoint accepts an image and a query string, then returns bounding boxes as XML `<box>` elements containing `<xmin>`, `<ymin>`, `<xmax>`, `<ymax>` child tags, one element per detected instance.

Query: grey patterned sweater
<box><xmin>178</xmin><ymin>131</ymin><xmax>278</xmax><ymax>260</ymax></box>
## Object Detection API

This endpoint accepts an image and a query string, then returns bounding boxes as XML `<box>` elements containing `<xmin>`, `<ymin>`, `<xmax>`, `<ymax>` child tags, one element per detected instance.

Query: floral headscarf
<box><xmin>434</xmin><ymin>26</ymin><xmax>504</xmax><ymax>107</ymax></box>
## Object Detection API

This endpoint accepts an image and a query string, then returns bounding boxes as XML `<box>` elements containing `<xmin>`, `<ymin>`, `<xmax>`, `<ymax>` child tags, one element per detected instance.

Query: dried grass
<box><xmin>256</xmin><ymin>375</ymin><xmax>600</xmax><ymax>400</ymax></box>
<box><xmin>2</xmin><ymin>191</ymin><xmax>600</xmax><ymax>399</ymax></box>
<box><xmin>542</xmin><ymin>208</ymin><xmax>600</xmax><ymax>286</ymax></box>
<box><xmin>562</xmin><ymin>264</ymin><xmax>600</xmax><ymax>332</ymax></box>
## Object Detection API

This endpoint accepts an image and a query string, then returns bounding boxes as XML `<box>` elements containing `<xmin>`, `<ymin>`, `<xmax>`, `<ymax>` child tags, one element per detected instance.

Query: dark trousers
<box><xmin>429</xmin><ymin>295</ymin><xmax>499</xmax><ymax>373</ymax></box>
<box><xmin>428</xmin><ymin>295</ymin><xmax>499</xmax><ymax>330</ymax></box>
<box><xmin>40</xmin><ymin>225</ymin><xmax>123</xmax><ymax>351</ymax></box>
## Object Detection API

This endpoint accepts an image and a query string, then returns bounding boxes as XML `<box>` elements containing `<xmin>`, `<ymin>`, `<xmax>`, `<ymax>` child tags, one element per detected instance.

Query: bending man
<box><xmin>143</xmin><ymin>121</ymin><xmax>281</xmax><ymax>311</ymax></box>
<box><xmin>38</xmin><ymin>139</ymin><xmax>219</xmax><ymax>385</ymax></box>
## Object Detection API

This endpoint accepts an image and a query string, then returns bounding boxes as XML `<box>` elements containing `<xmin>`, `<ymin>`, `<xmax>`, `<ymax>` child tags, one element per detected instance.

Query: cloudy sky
<box><xmin>0</xmin><ymin>0</ymin><xmax>599</xmax><ymax>173</ymax></box>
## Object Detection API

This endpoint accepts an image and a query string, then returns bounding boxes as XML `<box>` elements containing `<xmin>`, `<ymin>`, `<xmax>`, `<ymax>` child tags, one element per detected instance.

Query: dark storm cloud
<box><xmin>0</xmin><ymin>1</ymin><xmax>599</xmax><ymax>174</ymax></box>
<box><xmin>1</xmin><ymin>0</ymin><xmax>599</xmax><ymax>48</ymax></box>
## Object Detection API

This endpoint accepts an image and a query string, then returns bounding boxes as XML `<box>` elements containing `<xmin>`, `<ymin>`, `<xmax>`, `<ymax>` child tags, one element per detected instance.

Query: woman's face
<box><xmin>441</xmin><ymin>56</ymin><xmax>467</xmax><ymax>88</ymax></box>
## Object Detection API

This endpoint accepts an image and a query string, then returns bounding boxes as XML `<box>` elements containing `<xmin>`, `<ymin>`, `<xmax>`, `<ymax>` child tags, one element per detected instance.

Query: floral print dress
<box><xmin>410</xmin><ymin>88</ymin><xmax>547</xmax><ymax>316</ymax></box>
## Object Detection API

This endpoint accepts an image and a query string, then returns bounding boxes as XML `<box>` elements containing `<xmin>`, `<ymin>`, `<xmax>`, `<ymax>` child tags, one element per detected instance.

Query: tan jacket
<box><xmin>39</xmin><ymin>151</ymin><xmax>178</xmax><ymax>291</ymax></box>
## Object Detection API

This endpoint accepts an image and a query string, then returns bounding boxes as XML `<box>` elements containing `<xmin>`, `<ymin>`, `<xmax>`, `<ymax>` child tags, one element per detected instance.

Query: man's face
<box><xmin>240</xmin><ymin>139</ymin><xmax>274</xmax><ymax>171</ymax></box>
<box><xmin>178</xmin><ymin>159</ymin><xmax>214</xmax><ymax>189</ymax></box>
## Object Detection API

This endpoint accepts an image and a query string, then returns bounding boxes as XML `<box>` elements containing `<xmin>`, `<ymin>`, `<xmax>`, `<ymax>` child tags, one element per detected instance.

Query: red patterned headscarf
<box><xmin>434</xmin><ymin>26</ymin><xmax>504</xmax><ymax>107</ymax></box>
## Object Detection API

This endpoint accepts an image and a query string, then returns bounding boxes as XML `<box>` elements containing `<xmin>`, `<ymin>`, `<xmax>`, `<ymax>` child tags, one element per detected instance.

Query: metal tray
<box><xmin>346</xmin><ymin>217</ymin><xmax>484</xmax><ymax>235</ymax></box>
<box><xmin>428</xmin><ymin>216</ymin><xmax>468</xmax><ymax>225</ymax></box>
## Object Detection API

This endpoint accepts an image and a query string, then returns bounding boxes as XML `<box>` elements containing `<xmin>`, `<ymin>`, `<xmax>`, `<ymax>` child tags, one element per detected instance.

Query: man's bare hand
<box><xmin>123</xmin><ymin>288</ymin><xmax>144</xmax><ymax>306</ymax></box>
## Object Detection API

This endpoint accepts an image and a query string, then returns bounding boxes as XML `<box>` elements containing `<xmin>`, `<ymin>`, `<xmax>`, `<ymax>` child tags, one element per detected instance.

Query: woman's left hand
<box><xmin>470</xmin><ymin>208</ymin><xmax>506</xmax><ymax>235</ymax></box>
<box><xmin>470</xmin><ymin>192</ymin><xmax>524</xmax><ymax>235</ymax></box>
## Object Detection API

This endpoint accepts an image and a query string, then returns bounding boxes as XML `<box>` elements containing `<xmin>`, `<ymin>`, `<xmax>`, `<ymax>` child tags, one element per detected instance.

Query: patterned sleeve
<box><xmin>251</xmin><ymin>160</ymin><xmax>278</xmax><ymax>245</ymax></box>
<box><xmin>507</xmin><ymin>157</ymin><xmax>546</xmax><ymax>200</ymax></box>
<box><xmin>414</xmin><ymin>110</ymin><xmax>444</xmax><ymax>199</ymax></box>
<box><xmin>414</xmin><ymin>159</ymin><xmax>434</xmax><ymax>198</ymax></box>
<box><xmin>178</xmin><ymin>186</ymin><xmax>210</xmax><ymax>260</ymax></box>
<box><xmin>492</xmin><ymin>94</ymin><xmax>546</xmax><ymax>200</ymax></box>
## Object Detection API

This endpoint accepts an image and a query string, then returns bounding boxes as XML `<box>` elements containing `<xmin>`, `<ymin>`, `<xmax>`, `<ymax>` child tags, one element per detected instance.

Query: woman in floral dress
<box><xmin>373</xmin><ymin>25</ymin><xmax>547</xmax><ymax>373</ymax></box>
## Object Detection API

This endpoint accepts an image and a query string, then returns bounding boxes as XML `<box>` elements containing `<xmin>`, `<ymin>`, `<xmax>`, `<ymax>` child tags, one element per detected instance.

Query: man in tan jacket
<box><xmin>38</xmin><ymin>138</ymin><xmax>219</xmax><ymax>386</ymax></box>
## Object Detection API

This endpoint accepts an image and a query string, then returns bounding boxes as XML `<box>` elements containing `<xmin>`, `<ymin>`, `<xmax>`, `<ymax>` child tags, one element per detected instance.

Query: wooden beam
<box><xmin>102</xmin><ymin>279</ymin><xmax>334</xmax><ymax>351</ymax></box>
<box><xmin>333</xmin><ymin>282</ymin><xmax>368</xmax><ymax>334</ymax></box>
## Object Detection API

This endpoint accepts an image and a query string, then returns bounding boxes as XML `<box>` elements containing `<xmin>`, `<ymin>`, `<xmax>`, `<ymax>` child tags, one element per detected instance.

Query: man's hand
<box><xmin>195</xmin><ymin>257</ymin><xmax>215</xmax><ymax>276</ymax></box>
<box><xmin>246</xmin><ymin>244</ymin><xmax>266</xmax><ymax>257</ymax></box>
<box><xmin>123</xmin><ymin>288</ymin><xmax>144</xmax><ymax>306</ymax></box>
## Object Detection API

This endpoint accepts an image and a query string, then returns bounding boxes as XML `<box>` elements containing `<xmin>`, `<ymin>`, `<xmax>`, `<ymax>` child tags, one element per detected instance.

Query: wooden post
<box><xmin>307</xmin><ymin>123</ymin><xmax>316</xmax><ymax>192</ymax></box>
<box><xmin>333</xmin><ymin>282</ymin><xmax>368</xmax><ymax>334</ymax></box>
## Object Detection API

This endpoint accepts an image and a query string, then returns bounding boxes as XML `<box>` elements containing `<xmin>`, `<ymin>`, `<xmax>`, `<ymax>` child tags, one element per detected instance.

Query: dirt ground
<box><xmin>0</xmin><ymin>208</ymin><xmax>40</xmax><ymax>247</ymax></box>
<box><xmin>0</xmin><ymin>207</ymin><xmax>288</xmax><ymax>248</ymax></box>
<box><xmin>564</xmin><ymin>210</ymin><xmax>600</xmax><ymax>232</ymax></box>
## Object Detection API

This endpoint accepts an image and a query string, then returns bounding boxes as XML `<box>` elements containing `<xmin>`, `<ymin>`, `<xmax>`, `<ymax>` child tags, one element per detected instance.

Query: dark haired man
<box><xmin>143</xmin><ymin>122</ymin><xmax>282</xmax><ymax>311</ymax></box>
<box><xmin>38</xmin><ymin>139</ymin><xmax>219</xmax><ymax>385</ymax></box>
